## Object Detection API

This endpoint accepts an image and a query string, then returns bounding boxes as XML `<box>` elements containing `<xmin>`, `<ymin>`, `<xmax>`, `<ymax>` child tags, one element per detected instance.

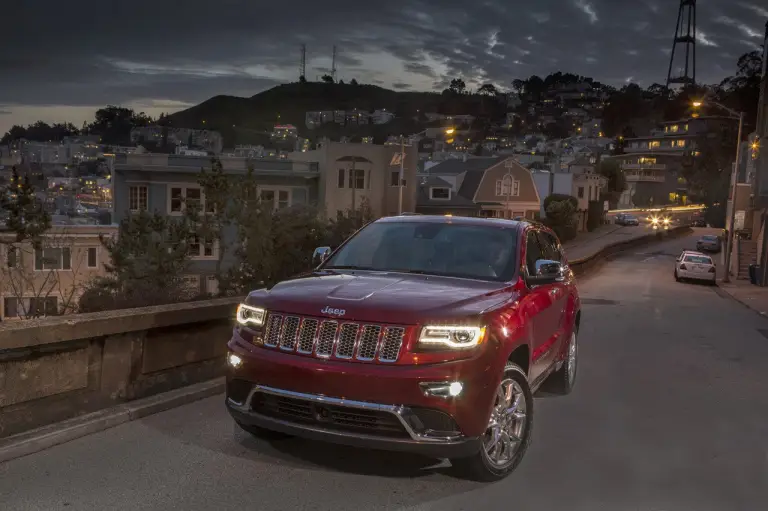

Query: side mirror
<box><xmin>526</xmin><ymin>259</ymin><xmax>565</xmax><ymax>286</ymax></box>
<box><xmin>312</xmin><ymin>246</ymin><xmax>331</xmax><ymax>267</ymax></box>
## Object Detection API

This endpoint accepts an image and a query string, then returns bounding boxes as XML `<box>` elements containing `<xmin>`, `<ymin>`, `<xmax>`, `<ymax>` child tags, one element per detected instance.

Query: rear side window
<box><xmin>683</xmin><ymin>255</ymin><xmax>712</xmax><ymax>264</ymax></box>
<box><xmin>525</xmin><ymin>231</ymin><xmax>544</xmax><ymax>275</ymax></box>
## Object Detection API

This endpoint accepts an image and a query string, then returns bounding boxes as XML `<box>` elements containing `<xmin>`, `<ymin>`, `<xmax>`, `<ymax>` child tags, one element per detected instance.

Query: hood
<box><xmin>246</xmin><ymin>271</ymin><xmax>517</xmax><ymax>325</ymax></box>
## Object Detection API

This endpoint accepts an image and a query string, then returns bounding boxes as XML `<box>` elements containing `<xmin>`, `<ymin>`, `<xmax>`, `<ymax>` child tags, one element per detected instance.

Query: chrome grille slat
<box><xmin>335</xmin><ymin>323</ymin><xmax>360</xmax><ymax>359</ymax></box>
<box><xmin>356</xmin><ymin>325</ymin><xmax>381</xmax><ymax>361</ymax></box>
<box><xmin>264</xmin><ymin>314</ymin><xmax>283</xmax><ymax>347</ymax></box>
<box><xmin>379</xmin><ymin>327</ymin><xmax>405</xmax><ymax>363</ymax></box>
<box><xmin>296</xmin><ymin>319</ymin><xmax>318</xmax><ymax>353</ymax></box>
<box><xmin>260</xmin><ymin>313</ymin><xmax>405</xmax><ymax>363</ymax></box>
<box><xmin>315</xmin><ymin>320</ymin><xmax>338</xmax><ymax>358</ymax></box>
<box><xmin>279</xmin><ymin>316</ymin><xmax>301</xmax><ymax>351</ymax></box>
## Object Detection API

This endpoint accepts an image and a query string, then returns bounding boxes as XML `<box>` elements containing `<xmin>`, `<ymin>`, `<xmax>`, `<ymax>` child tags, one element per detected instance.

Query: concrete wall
<box><xmin>0</xmin><ymin>298</ymin><xmax>239</xmax><ymax>438</ymax></box>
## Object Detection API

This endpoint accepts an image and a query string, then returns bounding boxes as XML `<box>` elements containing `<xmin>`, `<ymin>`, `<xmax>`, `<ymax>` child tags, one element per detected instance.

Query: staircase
<box><xmin>737</xmin><ymin>239</ymin><xmax>757</xmax><ymax>280</ymax></box>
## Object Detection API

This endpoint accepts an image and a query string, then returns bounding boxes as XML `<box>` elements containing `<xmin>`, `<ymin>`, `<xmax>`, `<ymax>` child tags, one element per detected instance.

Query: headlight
<box><xmin>418</xmin><ymin>325</ymin><xmax>486</xmax><ymax>349</ymax></box>
<box><xmin>236</xmin><ymin>304</ymin><xmax>266</xmax><ymax>327</ymax></box>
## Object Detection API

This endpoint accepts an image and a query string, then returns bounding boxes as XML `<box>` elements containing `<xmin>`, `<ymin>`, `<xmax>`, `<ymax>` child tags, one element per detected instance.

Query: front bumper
<box><xmin>226</xmin><ymin>384</ymin><xmax>482</xmax><ymax>459</ymax></box>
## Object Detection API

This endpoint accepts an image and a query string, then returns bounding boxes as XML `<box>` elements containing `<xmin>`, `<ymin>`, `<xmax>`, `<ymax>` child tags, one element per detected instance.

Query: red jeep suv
<box><xmin>226</xmin><ymin>215</ymin><xmax>581</xmax><ymax>481</ymax></box>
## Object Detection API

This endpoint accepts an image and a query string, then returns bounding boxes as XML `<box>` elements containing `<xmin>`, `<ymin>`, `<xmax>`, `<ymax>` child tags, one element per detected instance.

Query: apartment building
<box><xmin>288</xmin><ymin>140</ymin><xmax>419</xmax><ymax>218</ymax></box>
<box><xmin>0</xmin><ymin>224</ymin><xmax>117</xmax><ymax>320</ymax></box>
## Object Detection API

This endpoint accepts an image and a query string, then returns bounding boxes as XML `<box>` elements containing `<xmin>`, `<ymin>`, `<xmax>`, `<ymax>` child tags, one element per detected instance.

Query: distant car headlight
<box><xmin>418</xmin><ymin>325</ymin><xmax>486</xmax><ymax>349</ymax></box>
<box><xmin>236</xmin><ymin>304</ymin><xmax>266</xmax><ymax>327</ymax></box>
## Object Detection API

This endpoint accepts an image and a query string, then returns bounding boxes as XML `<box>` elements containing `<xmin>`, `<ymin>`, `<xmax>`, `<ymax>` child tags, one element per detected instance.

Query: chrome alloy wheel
<box><xmin>567</xmin><ymin>331</ymin><xmax>577</xmax><ymax>386</ymax></box>
<box><xmin>482</xmin><ymin>379</ymin><xmax>527</xmax><ymax>469</ymax></box>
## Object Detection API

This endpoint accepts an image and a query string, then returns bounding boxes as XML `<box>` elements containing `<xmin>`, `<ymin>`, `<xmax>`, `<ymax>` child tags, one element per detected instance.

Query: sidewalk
<box><xmin>717</xmin><ymin>279</ymin><xmax>768</xmax><ymax>316</ymax></box>
<box><xmin>564</xmin><ymin>224</ymin><xmax>652</xmax><ymax>261</ymax></box>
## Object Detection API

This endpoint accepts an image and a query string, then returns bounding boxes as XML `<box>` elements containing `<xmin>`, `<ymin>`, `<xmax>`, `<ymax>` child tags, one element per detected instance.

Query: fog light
<box><xmin>228</xmin><ymin>353</ymin><xmax>243</xmax><ymax>368</ymax></box>
<box><xmin>420</xmin><ymin>381</ymin><xmax>464</xmax><ymax>398</ymax></box>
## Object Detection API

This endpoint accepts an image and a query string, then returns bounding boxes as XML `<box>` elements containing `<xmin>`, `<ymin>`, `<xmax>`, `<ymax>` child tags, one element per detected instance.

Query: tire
<box><xmin>235</xmin><ymin>421</ymin><xmax>292</xmax><ymax>440</ymax></box>
<box><xmin>674</xmin><ymin>270</ymin><xmax>680</xmax><ymax>282</ymax></box>
<box><xmin>451</xmin><ymin>363</ymin><xmax>534</xmax><ymax>482</ymax></box>
<box><xmin>544</xmin><ymin>327</ymin><xmax>578</xmax><ymax>395</ymax></box>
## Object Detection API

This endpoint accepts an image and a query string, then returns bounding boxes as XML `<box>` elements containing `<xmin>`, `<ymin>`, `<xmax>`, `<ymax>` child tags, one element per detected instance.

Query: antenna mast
<box><xmin>331</xmin><ymin>45</ymin><xmax>337</xmax><ymax>83</ymax></box>
<box><xmin>299</xmin><ymin>44</ymin><xmax>306</xmax><ymax>80</ymax></box>
<box><xmin>666</xmin><ymin>0</ymin><xmax>697</xmax><ymax>88</ymax></box>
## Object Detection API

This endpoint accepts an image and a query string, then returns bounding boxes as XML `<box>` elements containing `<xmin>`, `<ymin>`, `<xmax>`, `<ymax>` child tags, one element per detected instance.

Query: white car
<box><xmin>674</xmin><ymin>251</ymin><xmax>716</xmax><ymax>284</ymax></box>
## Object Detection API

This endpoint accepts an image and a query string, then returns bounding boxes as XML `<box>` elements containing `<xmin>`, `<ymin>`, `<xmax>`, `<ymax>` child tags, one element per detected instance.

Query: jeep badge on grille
<box><xmin>321</xmin><ymin>306</ymin><xmax>346</xmax><ymax>317</ymax></box>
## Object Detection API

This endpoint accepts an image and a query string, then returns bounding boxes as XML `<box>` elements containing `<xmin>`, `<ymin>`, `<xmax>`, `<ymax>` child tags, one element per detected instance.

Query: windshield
<box><xmin>702</xmin><ymin>236</ymin><xmax>718</xmax><ymax>241</ymax></box>
<box><xmin>684</xmin><ymin>255</ymin><xmax>712</xmax><ymax>264</ymax></box>
<box><xmin>323</xmin><ymin>220</ymin><xmax>519</xmax><ymax>281</ymax></box>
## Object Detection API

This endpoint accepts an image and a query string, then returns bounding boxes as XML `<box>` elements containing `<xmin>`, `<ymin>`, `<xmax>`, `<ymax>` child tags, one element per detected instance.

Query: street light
<box><xmin>691</xmin><ymin>99</ymin><xmax>744</xmax><ymax>283</ymax></box>
<box><xmin>398</xmin><ymin>127</ymin><xmax>455</xmax><ymax>214</ymax></box>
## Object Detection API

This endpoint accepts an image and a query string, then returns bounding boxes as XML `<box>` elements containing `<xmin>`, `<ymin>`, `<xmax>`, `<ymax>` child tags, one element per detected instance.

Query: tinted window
<box><xmin>324</xmin><ymin>221</ymin><xmax>519</xmax><ymax>281</ymax></box>
<box><xmin>537</xmin><ymin>231</ymin><xmax>563</xmax><ymax>262</ymax></box>
<box><xmin>525</xmin><ymin>231</ymin><xmax>544</xmax><ymax>276</ymax></box>
<box><xmin>683</xmin><ymin>255</ymin><xmax>713</xmax><ymax>264</ymax></box>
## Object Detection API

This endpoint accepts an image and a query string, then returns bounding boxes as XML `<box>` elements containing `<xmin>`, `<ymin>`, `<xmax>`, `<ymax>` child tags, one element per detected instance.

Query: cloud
<box><xmin>0</xmin><ymin>0</ymin><xmax>759</xmax><ymax>133</ymax></box>
<box><xmin>739</xmin><ymin>2</ymin><xmax>768</xmax><ymax>18</ymax></box>
<box><xmin>574</xmin><ymin>0</ymin><xmax>599</xmax><ymax>24</ymax></box>
<box><xmin>392</xmin><ymin>82</ymin><xmax>412</xmax><ymax>90</ymax></box>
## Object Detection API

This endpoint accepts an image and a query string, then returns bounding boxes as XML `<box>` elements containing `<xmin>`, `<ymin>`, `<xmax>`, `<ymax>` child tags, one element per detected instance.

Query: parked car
<box><xmin>226</xmin><ymin>215</ymin><xmax>582</xmax><ymax>481</ymax></box>
<box><xmin>675</xmin><ymin>250</ymin><xmax>716</xmax><ymax>284</ymax></box>
<box><xmin>692</xmin><ymin>217</ymin><xmax>707</xmax><ymax>227</ymax></box>
<box><xmin>696</xmin><ymin>235</ymin><xmax>721</xmax><ymax>253</ymax></box>
<box><xmin>617</xmin><ymin>214</ymin><xmax>640</xmax><ymax>226</ymax></box>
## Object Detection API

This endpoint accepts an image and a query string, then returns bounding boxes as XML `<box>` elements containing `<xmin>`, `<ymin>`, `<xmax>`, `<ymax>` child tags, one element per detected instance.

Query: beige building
<box><xmin>0</xmin><ymin>224</ymin><xmax>117</xmax><ymax>320</ymax></box>
<box><xmin>289</xmin><ymin>140</ymin><xmax>419</xmax><ymax>218</ymax></box>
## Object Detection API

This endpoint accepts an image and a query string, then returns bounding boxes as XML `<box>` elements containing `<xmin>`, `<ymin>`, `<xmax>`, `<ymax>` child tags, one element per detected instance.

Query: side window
<box><xmin>538</xmin><ymin>232</ymin><xmax>563</xmax><ymax>262</ymax></box>
<box><xmin>525</xmin><ymin>231</ymin><xmax>544</xmax><ymax>275</ymax></box>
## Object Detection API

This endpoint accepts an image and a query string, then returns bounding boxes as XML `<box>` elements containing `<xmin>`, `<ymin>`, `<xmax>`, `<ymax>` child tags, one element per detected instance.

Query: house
<box><xmin>416</xmin><ymin>157</ymin><xmax>540</xmax><ymax>218</ymax></box>
<box><xmin>0</xmin><ymin>224</ymin><xmax>117</xmax><ymax>320</ymax></box>
<box><xmin>111</xmin><ymin>153</ymin><xmax>320</xmax><ymax>295</ymax></box>
<box><xmin>567</xmin><ymin>157</ymin><xmax>607</xmax><ymax>231</ymax></box>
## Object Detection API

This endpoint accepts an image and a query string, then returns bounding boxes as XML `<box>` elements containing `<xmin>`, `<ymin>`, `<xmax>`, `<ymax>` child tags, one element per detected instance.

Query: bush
<box><xmin>543</xmin><ymin>194</ymin><xmax>578</xmax><ymax>243</ymax></box>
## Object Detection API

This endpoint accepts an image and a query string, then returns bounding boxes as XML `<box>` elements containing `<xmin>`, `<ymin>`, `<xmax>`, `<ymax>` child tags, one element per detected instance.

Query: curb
<box><xmin>0</xmin><ymin>377</ymin><xmax>225</xmax><ymax>464</ymax></box>
<box><xmin>715</xmin><ymin>284</ymin><xmax>768</xmax><ymax>317</ymax></box>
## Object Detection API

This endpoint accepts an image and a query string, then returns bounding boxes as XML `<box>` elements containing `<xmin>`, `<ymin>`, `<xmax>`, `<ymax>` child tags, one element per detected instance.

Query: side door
<box><xmin>519</xmin><ymin>229</ymin><xmax>557</xmax><ymax>383</ymax></box>
<box><xmin>536</xmin><ymin>230</ymin><xmax>570</xmax><ymax>368</ymax></box>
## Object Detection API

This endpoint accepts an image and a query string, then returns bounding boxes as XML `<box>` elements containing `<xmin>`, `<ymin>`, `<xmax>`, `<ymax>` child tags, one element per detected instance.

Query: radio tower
<box><xmin>666</xmin><ymin>0</ymin><xmax>697</xmax><ymax>88</ymax></box>
<box><xmin>331</xmin><ymin>45</ymin><xmax>337</xmax><ymax>83</ymax></box>
<box><xmin>299</xmin><ymin>44</ymin><xmax>306</xmax><ymax>80</ymax></box>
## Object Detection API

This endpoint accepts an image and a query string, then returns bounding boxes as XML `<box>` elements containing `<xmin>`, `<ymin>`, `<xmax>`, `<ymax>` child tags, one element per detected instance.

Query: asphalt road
<box><xmin>2</xmin><ymin>229</ymin><xmax>767</xmax><ymax>511</ymax></box>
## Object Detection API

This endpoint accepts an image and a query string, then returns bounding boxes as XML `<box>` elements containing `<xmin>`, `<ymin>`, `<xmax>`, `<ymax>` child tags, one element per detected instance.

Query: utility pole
<box><xmin>755</xmin><ymin>21</ymin><xmax>768</xmax><ymax>285</ymax></box>
<box><xmin>398</xmin><ymin>136</ymin><xmax>405</xmax><ymax>214</ymax></box>
<box><xmin>723</xmin><ymin>112</ymin><xmax>744</xmax><ymax>283</ymax></box>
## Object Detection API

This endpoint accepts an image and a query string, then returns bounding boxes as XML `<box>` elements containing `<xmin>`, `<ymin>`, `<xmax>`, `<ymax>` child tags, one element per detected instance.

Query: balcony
<box><xmin>622</xmin><ymin>163</ymin><xmax>667</xmax><ymax>171</ymax></box>
<box><xmin>623</xmin><ymin>170</ymin><xmax>665</xmax><ymax>182</ymax></box>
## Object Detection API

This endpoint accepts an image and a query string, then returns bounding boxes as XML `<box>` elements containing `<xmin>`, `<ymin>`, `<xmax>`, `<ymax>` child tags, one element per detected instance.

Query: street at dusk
<box><xmin>3</xmin><ymin>230</ymin><xmax>768</xmax><ymax>511</ymax></box>
<box><xmin>2</xmin><ymin>1</ymin><xmax>768</xmax><ymax>510</ymax></box>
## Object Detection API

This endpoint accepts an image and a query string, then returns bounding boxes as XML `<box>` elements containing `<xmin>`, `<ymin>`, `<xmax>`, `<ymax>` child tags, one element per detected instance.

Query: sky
<box><xmin>1</xmin><ymin>0</ymin><xmax>766</xmax><ymax>134</ymax></box>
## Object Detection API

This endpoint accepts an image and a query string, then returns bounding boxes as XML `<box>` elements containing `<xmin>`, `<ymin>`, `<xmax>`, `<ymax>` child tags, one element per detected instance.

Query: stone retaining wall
<box><xmin>0</xmin><ymin>298</ymin><xmax>240</xmax><ymax>438</ymax></box>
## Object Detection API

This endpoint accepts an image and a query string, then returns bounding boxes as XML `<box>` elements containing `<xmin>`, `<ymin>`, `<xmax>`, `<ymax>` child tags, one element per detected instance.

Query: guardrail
<box><xmin>569</xmin><ymin>225</ymin><xmax>693</xmax><ymax>276</ymax></box>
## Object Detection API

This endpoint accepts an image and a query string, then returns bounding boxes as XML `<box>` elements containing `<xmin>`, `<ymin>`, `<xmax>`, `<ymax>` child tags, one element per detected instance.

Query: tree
<box><xmin>596</xmin><ymin>159</ymin><xmax>627</xmax><ymax>209</ymax></box>
<box><xmin>511</xmin><ymin>79</ymin><xmax>526</xmax><ymax>96</ymax></box>
<box><xmin>542</xmin><ymin>194</ymin><xmax>578</xmax><ymax>242</ymax></box>
<box><xmin>448</xmin><ymin>78</ymin><xmax>467</xmax><ymax>95</ymax></box>
<box><xmin>299</xmin><ymin>75</ymin><xmax>307</xmax><ymax>83</ymax></box>
<box><xmin>0</xmin><ymin>167</ymin><xmax>51</xmax><ymax>247</ymax></box>
<box><xmin>321</xmin><ymin>74</ymin><xmax>334</xmax><ymax>83</ymax></box>
<box><xmin>478</xmin><ymin>83</ymin><xmax>498</xmax><ymax>96</ymax></box>
<box><xmin>350</xmin><ymin>78</ymin><xmax>359</xmax><ymax>86</ymax></box>
<box><xmin>681</xmin><ymin>134</ymin><xmax>732</xmax><ymax>227</ymax></box>
<box><xmin>87</xmin><ymin>106</ymin><xmax>153</xmax><ymax>145</ymax></box>
<box><xmin>78</xmin><ymin>211</ymin><xmax>196</xmax><ymax>312</ymax></box>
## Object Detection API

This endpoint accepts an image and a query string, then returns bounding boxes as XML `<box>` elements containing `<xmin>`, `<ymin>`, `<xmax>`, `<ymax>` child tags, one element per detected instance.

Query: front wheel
<box><xmin>544</xmin><ymin>328</ymin><xmax>578</xmax><ymax>395</ymax></box>
<box><xmin>451</xmin><ymin>363</ymin><xmax>533</xmax><ymax>482</ymax></box>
